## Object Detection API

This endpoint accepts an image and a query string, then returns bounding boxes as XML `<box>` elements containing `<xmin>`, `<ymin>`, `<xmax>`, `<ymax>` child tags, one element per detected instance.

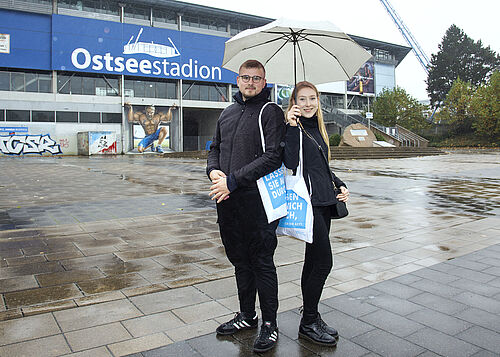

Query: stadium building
<box><xmin>0</xmin><ymin>0</ymin><xmax>410</xmax><ymax>155</ymax></box>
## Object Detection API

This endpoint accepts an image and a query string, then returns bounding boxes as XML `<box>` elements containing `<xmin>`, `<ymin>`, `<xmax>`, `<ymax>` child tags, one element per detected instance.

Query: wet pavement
<box><xmin>0</xmin><ymin>150</ymin><xmax>499</xmax><ymax>356</ymax></box>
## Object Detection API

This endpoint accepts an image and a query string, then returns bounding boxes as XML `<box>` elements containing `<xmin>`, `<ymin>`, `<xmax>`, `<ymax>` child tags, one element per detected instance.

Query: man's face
<box><xmin>237</xmin><ymin>67</ymin><xmax>266</xmax><ymax>100</ymax></box>
<box><xmin>146</xmin><ymin>106</ymin><xmax>155</xmax><ymax>118</ymax></box>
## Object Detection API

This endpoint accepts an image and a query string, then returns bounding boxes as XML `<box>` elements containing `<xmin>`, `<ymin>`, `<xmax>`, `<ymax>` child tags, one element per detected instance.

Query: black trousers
<box><xmin>301</xmin><ymin>206</ymin><xmax>333</xmax><ymax>323</ymax></box>
<box><xmin>217</xmin><ymin>188</ymin><xmax>279</xmax><ymax>323</ymax></box>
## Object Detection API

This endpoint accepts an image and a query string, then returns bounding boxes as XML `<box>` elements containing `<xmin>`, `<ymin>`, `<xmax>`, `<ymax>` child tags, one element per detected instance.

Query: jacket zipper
<box><xmin>227</xmin><ymin>104</ymin><xmax>247</xmax><ymax>171</ymax></box>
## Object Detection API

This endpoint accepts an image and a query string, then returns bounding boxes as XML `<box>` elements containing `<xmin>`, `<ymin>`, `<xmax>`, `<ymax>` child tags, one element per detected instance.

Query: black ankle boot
<box><xmin>298</xmin><ymin>318</ymin><xmax>337</xmax><ymax>346</ymax></box>
<box><xmin>317</xmin><ymin>313</ymin><xmax>339</xmax><ymax>340</ymax></box>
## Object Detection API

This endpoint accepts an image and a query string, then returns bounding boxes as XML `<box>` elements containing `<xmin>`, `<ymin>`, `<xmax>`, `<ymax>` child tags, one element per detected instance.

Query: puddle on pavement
<box><xmin>333</xmin><ymin>236</ymin><xmax>354</xmax><ymax>244</ymax></box>
<box><xmin>438</xmin><ymin>246</ymin><xmax>450</xmax><ymax>251</ymax></box>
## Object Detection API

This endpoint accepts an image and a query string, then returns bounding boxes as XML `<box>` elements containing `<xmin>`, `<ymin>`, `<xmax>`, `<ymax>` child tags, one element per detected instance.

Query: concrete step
<box><xmin>163</xmin><ymin>147</ymin><xmax>446</xmax><ymax>160</ymax></box>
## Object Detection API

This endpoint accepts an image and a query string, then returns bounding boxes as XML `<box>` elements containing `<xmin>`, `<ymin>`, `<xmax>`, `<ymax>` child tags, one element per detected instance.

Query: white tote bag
<box><xmin>276</xmin><ymin>129</ymin><xmax>314</xmax><ymax>243</ymax></box>
<box><xmin>256</xmin><ymin>102</ymin><xmax>288</xmax><ymax>223</ymax></box>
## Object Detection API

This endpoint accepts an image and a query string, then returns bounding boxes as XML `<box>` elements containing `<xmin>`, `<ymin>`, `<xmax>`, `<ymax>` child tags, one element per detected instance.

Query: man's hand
<box><xmin>209</xmin><ymin>177</ymin><xmax>230</xmax><ymax>203</ymax></box>
<box><xmin>209</xmin><ymin>169</ymin><xmax>226</xmax><ymax>182</ymax></box>
<box><xmin>171</xmin><ymin>103</ymin><xmax>178</xmax><ymax>110</ymax></box>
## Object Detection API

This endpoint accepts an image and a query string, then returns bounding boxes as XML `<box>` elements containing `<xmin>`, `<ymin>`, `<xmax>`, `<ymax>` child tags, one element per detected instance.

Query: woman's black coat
<box><xmin>283</xmin><ymin>115</ymin><xmax>346</xmax><ymax>206</ymax></box>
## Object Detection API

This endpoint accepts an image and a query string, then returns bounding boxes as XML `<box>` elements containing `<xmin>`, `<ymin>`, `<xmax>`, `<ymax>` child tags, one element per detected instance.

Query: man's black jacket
<box><xmin>206</xmin><ymin>87</ymin><xmax>286</xmax><ymax>192</ymax></box>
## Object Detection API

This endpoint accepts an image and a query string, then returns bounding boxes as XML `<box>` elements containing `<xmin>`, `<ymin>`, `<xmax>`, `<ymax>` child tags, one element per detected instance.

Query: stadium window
<box><xmin>102</xmin><ymin>113</ymin><xmax>122</xmax><ymax>123</ymax></box>
<box><xmin>32</xmin><ymin>111</ymin><xmax>55</xmax><ymax>122</ymax></box>
<box><xmin>56</xmin><ymin>112</ymin><xmax>78</xmax><ymax>123</ymax></box>
<box><xmin>80</xmin><ymin>112</ymin><xmax>100</xmax><ymax>123</ymax></box>
<box><xmin>6</xmin><ymin>110</ymin><xmax>30</xmax><ymax>122</ymax></box>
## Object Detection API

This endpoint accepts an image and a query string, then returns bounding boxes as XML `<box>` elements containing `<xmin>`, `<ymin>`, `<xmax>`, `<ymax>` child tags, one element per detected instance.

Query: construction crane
<box><xmin>379</xmin><ymin>0</ymin><xmax>430</xmax><ymax>74</ymax></box>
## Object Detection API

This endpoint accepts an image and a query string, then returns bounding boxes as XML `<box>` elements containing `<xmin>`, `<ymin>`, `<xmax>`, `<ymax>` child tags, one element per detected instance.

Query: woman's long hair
<box><xmin>285</xmin><ymin>81</ymin><xmax>330</xmax><ymax>161</ymax></box>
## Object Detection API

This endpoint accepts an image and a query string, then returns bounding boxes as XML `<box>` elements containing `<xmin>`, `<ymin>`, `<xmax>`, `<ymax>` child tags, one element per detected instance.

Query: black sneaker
<box><xmin>216</xmin><ymin>312</ymin><xmax>258</xmax><ymax>335</ymax></box>
<box><xmin>253</xmin><ymin>321</ymin><xmax>278</xmax><ymax>353</ymax></box>
<box><xmin>317</xmin><ymin>313</ymin><xmax>339</xmax><ymax>340</ymax></box>
<box><xmin>299</xmin><ymin>318</ymin><xmax>337</xmax><ymax>346</ymax></box>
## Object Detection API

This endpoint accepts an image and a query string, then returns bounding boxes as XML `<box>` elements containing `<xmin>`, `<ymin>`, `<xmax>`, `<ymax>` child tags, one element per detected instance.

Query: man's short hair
<box><xmin>239</xmin><ymin>60</ymin><xmax>266</xmax><ymax>77</ymax></box>
<box><xmin>146</xmin><ymin>105</ymin><xmax>155</xmax><ymax>110</ymax></box>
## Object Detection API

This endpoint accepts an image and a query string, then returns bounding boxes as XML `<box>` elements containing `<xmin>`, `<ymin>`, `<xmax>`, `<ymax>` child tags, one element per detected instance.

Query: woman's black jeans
<box><xmin>301</xmin><ymin>205</ymin><xmax>333</xmax><ymax>324</ymax></box>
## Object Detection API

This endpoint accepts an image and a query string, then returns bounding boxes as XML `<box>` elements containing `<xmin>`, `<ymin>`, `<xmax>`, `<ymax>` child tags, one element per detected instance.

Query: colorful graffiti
<box><xmin>89</xmin><ymin>132</ymin><xmax>117</xmax><ymax>154</ymax></box>
<box><xmin>0</xmin><ymin>134</ymin><xmax>62</xmax><ymax>155</ymax></box>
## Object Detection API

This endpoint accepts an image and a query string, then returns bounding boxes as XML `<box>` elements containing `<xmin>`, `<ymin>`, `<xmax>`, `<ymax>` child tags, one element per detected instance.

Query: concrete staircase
<box><xmin>163</xmin><ymin>147</ymin><xmax>446</xmax><ymax>160</ymax></box>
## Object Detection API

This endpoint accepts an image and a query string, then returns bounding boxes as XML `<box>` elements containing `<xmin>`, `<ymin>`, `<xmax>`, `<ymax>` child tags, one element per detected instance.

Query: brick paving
<box><xmin>0</xmin><ymin>150</ymin><xmax>499</xmax><ymax>356</ymax></box>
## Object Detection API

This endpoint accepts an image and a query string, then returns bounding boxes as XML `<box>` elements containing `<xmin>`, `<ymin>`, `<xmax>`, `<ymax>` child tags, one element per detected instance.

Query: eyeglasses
<box><xmin>239</xmin><ymin>75</ymin><xmax>263</xmax><ymax>83</ymax></box>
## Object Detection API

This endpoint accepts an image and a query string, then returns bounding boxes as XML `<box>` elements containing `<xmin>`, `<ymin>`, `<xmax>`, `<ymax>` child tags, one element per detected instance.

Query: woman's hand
<box><xmin>287</xmin><ymin>105</ymin><xmax>301</xmax><ymax>126</ymax></box>
<box><xmin>336</xmin><ymin>186</ymin><xmax>350</xmax><ymax>202</ymax></box>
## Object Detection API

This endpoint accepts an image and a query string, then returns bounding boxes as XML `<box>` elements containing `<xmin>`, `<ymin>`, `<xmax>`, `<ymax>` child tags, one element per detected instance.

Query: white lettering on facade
<box><xmin>70</xmin><ymin>48</ymin><xmax>223</xmax><ymax>81</ymax></box>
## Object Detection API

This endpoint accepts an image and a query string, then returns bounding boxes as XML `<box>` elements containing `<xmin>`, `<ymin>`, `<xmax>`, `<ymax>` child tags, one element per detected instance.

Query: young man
<box><xmin>207</xmin><ymin>60</ymin><xmax>285</xmax><ymax>353</ymax></box>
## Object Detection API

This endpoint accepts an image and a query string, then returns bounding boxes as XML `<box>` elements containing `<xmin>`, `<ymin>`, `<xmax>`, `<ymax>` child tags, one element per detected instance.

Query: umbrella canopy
<box><xmin>222</xmin><ymin>18</ymin><xmax>372</xmax><ymax>85</ymax></box>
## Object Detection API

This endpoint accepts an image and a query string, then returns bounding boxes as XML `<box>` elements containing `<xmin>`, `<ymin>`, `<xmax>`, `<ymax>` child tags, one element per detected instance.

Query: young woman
<box><xmin>284</xmin><ymin>81</ymin><xmax>349</xmax><ymax>346</ymax></box>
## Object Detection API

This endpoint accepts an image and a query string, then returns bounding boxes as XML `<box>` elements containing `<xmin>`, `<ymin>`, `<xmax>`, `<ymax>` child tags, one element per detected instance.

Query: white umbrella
<box><xmin>222</xmin><ymin>18</ymin><xmax>372</xmax><ymax>85</ymax></box>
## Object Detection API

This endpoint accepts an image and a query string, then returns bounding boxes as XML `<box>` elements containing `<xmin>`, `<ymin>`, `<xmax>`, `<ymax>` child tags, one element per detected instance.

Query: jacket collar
<box><xmin>233</xmin><ymin>87</ymin><xmax>271</xmax><ymax>106</ymax></box>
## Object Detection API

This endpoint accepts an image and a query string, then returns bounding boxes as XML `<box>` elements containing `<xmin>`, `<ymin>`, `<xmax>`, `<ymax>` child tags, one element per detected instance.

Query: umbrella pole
<box><xmin>293</xmin><ymin>35</ymin><xmax>297</xmax><ymax>104</ymax></box>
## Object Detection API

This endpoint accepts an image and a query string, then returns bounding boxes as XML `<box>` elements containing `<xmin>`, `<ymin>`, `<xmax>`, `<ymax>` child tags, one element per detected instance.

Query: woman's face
<box><xmin>296</xmin><ymin>87</ymin><xmax>318</xmax><ymax>118</ymax></box>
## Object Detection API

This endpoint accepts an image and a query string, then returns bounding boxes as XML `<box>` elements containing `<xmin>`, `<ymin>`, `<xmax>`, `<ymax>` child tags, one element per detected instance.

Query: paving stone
<box><xmin>165</xmin><ymin>320</ymin><xmax>220</xmax><ymax>342</ymax></box>
<box><xmin>64</xmin><ymin>322</ymin><xmax>131</xmax><ymax>352</ymax></box>
<box><xmin>122</xmin><ymin>311</ymin><xmax>184</xmax><ymax>338</ymax></box>
<box><xmin>410</xmin><ymin>277</ymin><xmax>463</xmax><ymax>298</ymax></box>
<box><xmin>186</xmin><ymin>333</ymin><xmax>254</xmax><ymax>356</ymax></box>
<box><xmin>54</xmin><ymin>299</ymin><xmax>143</xmax><ymax>332</ymax></box>
<box><xmin>407</xmin><ymin>328</ymin><xmax>481</xmax><ymax>357</ymax></box>
<box><xmin>107</xmin><ymin>332</ymin><xmax>172</xmax><ymax>357</ymax></box>
<box><xmin>0</xmin><ymin>334</ymin><xmax>71</xmax><ymax>357</ymax></box>
<box><xmin>0</xmin><ymin>261</ymin><xmax>64</xmax><ymax>279</ymax></box>
<box><xmin>409</xmin><ymin>292</ymin><xmax>468</xmax><ymax>315</ymax></box>
<box><xmin>367</xmin><ymin>294</ymin><xmax>425</xmax><ymax>316</ymax></box>
<box><xmin>454</xmin><ymin>307</ymin><xmax>500</xmax><ymax>333</ymax></box>
<box><xmin>406</xmin><ymin>308</ymin><xmax>472</xmax><ymax>335</ymax></box>
<box><xmin>352</xmin><ymin>329</ymin><xmax>425</xmax><ymax>357</ymax></box>
<box><xmin>370</xmin><ymin>280</ymin><xmax>423</xmax><ymax>299</ymax></box>
<box><xmin>451</xmin><ymin>291</ymin><xmax>500</xmax><ymax>314</ymax></box>
<box><xmin>22</xmin><ymin>299</ymin><xmax>77</xmax><ymax>316</ymax></box>
<box><xmin>448</xmin><ymin>277</ymin><xmax>500</xmax><ymax>297</ymax></box>
<box><xmin>0</xmin><ymin>313</ymin><xmax>60</xmax><ymax>346</ymax></box>
<box><xmin>75</xmin><ymin>290</ymin><xmax>125</xmax><ymax>307</ymax></box>
<box><xmin>301</xmin><ymin>336</ymin><xmax>369</xmax><ymax>357</ymax></box>
<box><xmin>411</xmin><ymin>268</ymin><xmax>461</xmax><ymax>284</ymax></box>
<box><xmin>470</xmin><ymin>350</ymin><xmax>500</xmax><ymax>357</ymax></box>
<box><xmin>77</xmin><ymin>273</ymin><xmax>150</xmax><ymax>295</ymax></box>
<box><xmin>321</xmin><ymin>309</ymin><xmax>376</xmax><ymax>339</ymax></box>
<box><xmin>4</xmin><ymin>283</ymin><xmax>83</xmax><ymax>308</ymax></box>
<box><xmin>456</xmin><ymin>326</ymin><xmax>500</xmax><ymax>354</ymax></box>
<box><xmin>141</xmin><ymin>341</ymin><xmax>202</xmax><ymax>357</ymax></box>
<box><xmin>130</xmin><ymin>286</ymin><xmax>211</xmax><ymax>315</ymax></box>
<box><xmin>35</xmin><ymin>268</ymin><xmax>105</xmax><ymax>287</ymax></box>
<box><xmin>359</xmin><ymin>309</ymin><xmax>425</xmax><ymax>337</ymax></box>
<box><xmin>60</xmin><ymin>346</ymin><xmax>113</xmax><ymax>357</ymax></box>
<box><xmin>0</xmin><ymin>275</ymin><xmax>39</xmax><ymax>293</ymax></box>
<box><xmin>193</xmin><ymin>277</ymin><xmax>237</xmax><ymax>300</ymax></box>
<box><xmin>172</xmin><ymin>300</ymin><xmax>232</xmax><ymax>324</ymax></box>
<box><xmin>322</xmin><ymin>292</ymin><xmax>379</xmax><ymax>318</ymax></box>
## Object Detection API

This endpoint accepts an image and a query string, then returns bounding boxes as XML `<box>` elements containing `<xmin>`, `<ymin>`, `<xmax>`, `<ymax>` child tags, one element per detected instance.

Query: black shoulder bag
<box><xmin>297</xmin><ymin>121</ymin><xmax>348</xmax><ymax>219</ymax></box>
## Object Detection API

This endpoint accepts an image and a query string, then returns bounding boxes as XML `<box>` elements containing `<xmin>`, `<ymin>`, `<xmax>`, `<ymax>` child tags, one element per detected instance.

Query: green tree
<box><xmin>427</xmin><ymin>24</ymin><xmax>499</xmax><ymax>106</ymax></box>
<box><xmin>372</xmin><ymin>87</ymin><xmax>429</xmax><ymax>132</ymax></box>
<box><xmin>470</xmin><ymin>71</ymin><xmax>500</xmax><ymax>139</ymax></box>
<box><xmin>437</xmin><ymin>78</ymin><xmax>474</xmax><ymax>134</ymax></box>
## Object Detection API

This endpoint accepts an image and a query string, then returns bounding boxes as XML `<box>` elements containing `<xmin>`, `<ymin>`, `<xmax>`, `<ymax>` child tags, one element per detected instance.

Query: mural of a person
<box><xmin>124</xmin><ymin>103</ymin><xmax>177</xmax><ymax>153</ymax></box>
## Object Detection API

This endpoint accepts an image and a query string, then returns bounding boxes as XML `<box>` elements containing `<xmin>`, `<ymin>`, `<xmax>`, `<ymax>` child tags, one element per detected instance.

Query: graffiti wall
<box><xmin>0</xmin><ymin>123</ymin><xmax>121</xmax><ymax>156</ymax></box>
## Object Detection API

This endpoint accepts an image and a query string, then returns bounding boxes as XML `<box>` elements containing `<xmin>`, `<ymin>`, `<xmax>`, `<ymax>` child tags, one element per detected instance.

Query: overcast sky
<box><xmin>178</xmin><ymin>0</ymin><xmax>500</xmax><ymax>101</ymax></box>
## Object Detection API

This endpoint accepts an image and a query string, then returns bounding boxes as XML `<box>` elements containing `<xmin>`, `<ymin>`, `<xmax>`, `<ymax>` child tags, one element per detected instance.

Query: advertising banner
<box><xmin>52</xmin><ymin>14</ymin><xmax>237</xmax><ymax>83</ymax></box>
<box><xmin>347</xmin><ymin>62</ymin><xmax>374</xmax><ymax>94</ymax></box>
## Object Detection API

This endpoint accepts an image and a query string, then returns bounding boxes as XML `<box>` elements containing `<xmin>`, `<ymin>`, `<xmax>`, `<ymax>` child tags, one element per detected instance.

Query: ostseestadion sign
<box><xmin>52</xmin><ymin>14</ymin><xmax>237</xmax><ymax>83</ymax></box>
